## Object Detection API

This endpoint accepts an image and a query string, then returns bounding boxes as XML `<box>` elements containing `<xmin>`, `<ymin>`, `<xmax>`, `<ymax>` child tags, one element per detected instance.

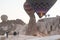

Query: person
<box><xmin>13</xmin><ymin>31</ymin><xmax>17</xmax><ymax>36</ymax></box>
<box><xmin>4</xmin><ymin>31</ymin><xmax>9</xmax><ymax>38</ymax></box>
<box><xmin>6</xmin><ymin>31</ymin><xmax>8</xmax><ymax>38</ymax></box>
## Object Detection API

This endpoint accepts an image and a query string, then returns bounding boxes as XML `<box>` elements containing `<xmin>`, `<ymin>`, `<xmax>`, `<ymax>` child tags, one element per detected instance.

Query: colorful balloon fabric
<box><xmin>24</xmin><ymin>0</ymin><xmax>57</xmax><ymax>18</ymax></box>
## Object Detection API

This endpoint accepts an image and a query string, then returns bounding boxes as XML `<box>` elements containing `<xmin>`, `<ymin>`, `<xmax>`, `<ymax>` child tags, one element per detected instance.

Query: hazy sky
<box><xmin>0</xmin><ymin>0</ymin><xmax>60</xmax><ymax>24</ymax></box>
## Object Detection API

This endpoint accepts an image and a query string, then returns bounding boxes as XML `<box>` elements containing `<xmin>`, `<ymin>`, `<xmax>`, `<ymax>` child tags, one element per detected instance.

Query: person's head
<box><xmin>1</xmin><ymin>15</ymin><xmax>8</xmax><ymax>22</ymax></box>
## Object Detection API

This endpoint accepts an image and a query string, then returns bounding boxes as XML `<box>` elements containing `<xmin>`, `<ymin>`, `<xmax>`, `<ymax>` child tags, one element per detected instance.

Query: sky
<box><xmin>0</xmin><ymin>0</ymin><xmax>60</xmax><ymax>24</ymax></box>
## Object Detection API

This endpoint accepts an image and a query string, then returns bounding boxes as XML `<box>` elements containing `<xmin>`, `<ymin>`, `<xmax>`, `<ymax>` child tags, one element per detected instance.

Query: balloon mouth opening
<box><xmin>36</xmin><ymin>11</ymin><xmax>46</xmax><ymax>18</ymax></box>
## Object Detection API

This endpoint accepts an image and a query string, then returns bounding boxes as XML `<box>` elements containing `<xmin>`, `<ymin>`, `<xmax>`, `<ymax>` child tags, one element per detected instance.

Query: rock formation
<box><xmin>37</xmin><ymin>16</ymin><xmax>60</xmax><ymax>35</ymax></box>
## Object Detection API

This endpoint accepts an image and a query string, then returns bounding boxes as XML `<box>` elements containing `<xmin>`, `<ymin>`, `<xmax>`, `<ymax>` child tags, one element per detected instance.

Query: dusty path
<box><xmin>0</xmin><ymin>35</ymin><xmax>60</xmax><ymax>40</ymax></box>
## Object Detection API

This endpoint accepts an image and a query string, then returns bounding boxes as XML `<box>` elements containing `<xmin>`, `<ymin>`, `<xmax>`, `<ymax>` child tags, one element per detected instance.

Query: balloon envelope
<box><xmin>27</xmin><ymin>0</ymin><xmax>57</xmax><ymax>18</ymax></box>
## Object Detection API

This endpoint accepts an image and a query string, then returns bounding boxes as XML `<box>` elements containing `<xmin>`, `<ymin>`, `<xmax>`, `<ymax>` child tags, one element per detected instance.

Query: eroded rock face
<box><xmin>0</xmin><ymin>19</ymin><xmax>26</xmax><ymax>35</ymax></box>
<box><xmin>37</xmin><ymin>16</ymin><xmax>60</xmax><ymax>35</ymax></box>
<box><xmin>0</xmin><ymin>15</ymin><xmax>60</xmax><ymax>36</ymax></box>
<box><xmin>0</xmin><ymin>21</ymin><xmax>15</xmax><ymax>35</ymax></box>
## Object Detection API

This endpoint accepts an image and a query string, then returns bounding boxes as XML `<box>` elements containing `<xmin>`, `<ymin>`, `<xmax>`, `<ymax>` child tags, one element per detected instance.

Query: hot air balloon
<box><xmin>26</xmin><ymin>0</ymin><xmax>57</xmax><ymax>18</ymax></box>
